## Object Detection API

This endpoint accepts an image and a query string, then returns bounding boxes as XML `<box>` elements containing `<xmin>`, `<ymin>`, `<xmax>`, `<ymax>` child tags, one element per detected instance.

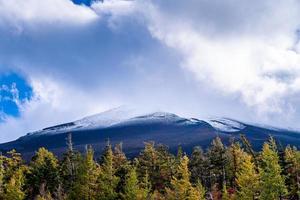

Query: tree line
<box><xmin>0</xmin><ymin>133</ymin><xmax>299</xmax><ymax>200</ymax></box>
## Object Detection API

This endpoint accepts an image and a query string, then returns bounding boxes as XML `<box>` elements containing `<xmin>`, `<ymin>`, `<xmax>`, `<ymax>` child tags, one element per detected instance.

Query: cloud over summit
<box><xmin>0</xmin><ymin>0</ymin><xmax>300</xmax><ymax>142</ymax></box>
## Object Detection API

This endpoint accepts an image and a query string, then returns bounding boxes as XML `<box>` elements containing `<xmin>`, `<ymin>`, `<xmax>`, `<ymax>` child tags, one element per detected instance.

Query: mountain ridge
<box><xmin>1</xmin><ymin>108</ymin><xmax>299</xmax><ymax>160</ymax></box>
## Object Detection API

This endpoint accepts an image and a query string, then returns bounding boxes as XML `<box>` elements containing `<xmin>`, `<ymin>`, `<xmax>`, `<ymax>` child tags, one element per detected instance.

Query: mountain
<box><xmin>0</xmin><ymin>108</ymin><xmax>299</xmax><ymax>159</ymax></box>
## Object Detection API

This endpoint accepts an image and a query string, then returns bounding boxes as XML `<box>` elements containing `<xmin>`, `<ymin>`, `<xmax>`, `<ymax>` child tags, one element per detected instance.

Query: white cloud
<box><xmin>142</xmin><ymin>0</ymin><xmax>300</xmax><ymax>116</ymax></box>
<box><xmin>0</xmin><ymin>76</ymin><xmax>120</xmax><ymax>142</ymax></box>
<box><xmin>2</xmin><ymin>0</ymin><xmax>300</xmax><ymax>142</ymax></box>
<box><xmin>0</xmin><ymin>0</ymin><xmax>97</xmax><ymax>32</ymax></box>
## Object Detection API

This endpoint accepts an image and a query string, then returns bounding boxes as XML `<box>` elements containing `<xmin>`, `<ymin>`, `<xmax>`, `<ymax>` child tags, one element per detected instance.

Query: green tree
<box><xmin>166</xmin><ymin>155</ymin><xmax>205</xmax><ymax>200</ymax></box>
<box><xmin>259</xmin><ymin>138</ymin><xmax>287</xmax><ymax>200</ymax></box>
<box><xmin>137</xmin><ymin>142</ymin><xmax>158</xmax><ymax>191</ymax></box>
<box><xmin>0</xmin><ymin>153</ymin><xmax>4</xmax><ymax>195</ymax></box>
<box><xmin>60</xmin><ymin>133</ymin><xmax>81</xmax><ymax>195</ymax></box>
<box><xmin>236</xmin><ymin>153</ymin><xmax>259</xmax><ymax>200</ymax></box>
<box><xmin>189</xmin><ymin>146</ymin><xmax>209</xmax><ymax>187</ymax></box>
<box><xmin>113</xmin><ymin>143</ymin><xmax>130</xmax><ymax>196</ymax></box>
<box><xmin>2</xmin><ymin>167</ymin><xmax>26</xmax><ymax>200</ymax></box>
<box><xmin>284</xmin><ymin>145</ymin><xmax>300</xmax><ymax>199</ymax></box>
<box><xmin>121</xmin><ymin>167</ymin><xmax>140</xmax><ymax>200</ymax></box>
<box><xmin>156</xmin><ymin>144</ymin><xmax>174</xmax><ymax>192</ymax></box>
<box><xmin>71</xmin><ymin>145</ymin><xmax>99</xmax><ymax>200</ymax></box>
<box><xmin>226</xmin><ymin>142</ymin><xmax>247</xmax><ymax>189</ymax></box>
<box><xmin>26</xmin><ymin>148</ymin><xmax>60</xmax><ymax>198</ymax></box>
<box><xmin>97</xmin><ymin>143</ymin><xmax>119</xmax><ymax>200</ymax></box>
<box><xmin>207</xmin><ymin>137</ymin><xmax>227</xmax><ymax>189</ymax></box>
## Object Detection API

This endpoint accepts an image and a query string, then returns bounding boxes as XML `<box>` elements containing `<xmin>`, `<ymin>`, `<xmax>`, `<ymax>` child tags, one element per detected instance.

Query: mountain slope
<box><xmin>0</xmin><ymin>109</ymin><xmax>299</xmax><ymax>159</ymax></box>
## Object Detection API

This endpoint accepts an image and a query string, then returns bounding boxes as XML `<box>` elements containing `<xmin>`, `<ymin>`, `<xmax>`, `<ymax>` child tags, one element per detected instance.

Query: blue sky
<box><xmin>0</xmin><ymin>0</ymin><xmax>300</xmax><ymax>142</ymax></box>
<box><xmin>0</xmin><ymin>73</ymin><xmax>32</xmax><ymax>119</ymax></box>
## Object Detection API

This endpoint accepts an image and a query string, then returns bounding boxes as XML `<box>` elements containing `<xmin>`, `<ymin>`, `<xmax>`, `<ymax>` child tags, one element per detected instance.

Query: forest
<box><xmin>0</xmin><ymin>134</ymin><xmax>299</xmax><ymax>200</ymax></box>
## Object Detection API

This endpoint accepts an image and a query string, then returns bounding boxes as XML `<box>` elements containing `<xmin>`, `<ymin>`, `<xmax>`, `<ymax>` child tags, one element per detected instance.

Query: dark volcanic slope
<box><xmin>0</xmin><ymin>111</ymin><xmax>299</xmax><ymax>159</ymax></box>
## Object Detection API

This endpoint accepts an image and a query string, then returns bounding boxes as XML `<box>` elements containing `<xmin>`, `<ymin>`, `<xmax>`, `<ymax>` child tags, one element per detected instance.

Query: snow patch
<box><xmin>207</xmin><ymin>118</ymin><xmax>246</xmax><ymax>132</ymax></box>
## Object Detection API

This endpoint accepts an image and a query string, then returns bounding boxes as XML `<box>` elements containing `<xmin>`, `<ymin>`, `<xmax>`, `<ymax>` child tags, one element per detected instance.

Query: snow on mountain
<box><xmin>27</xmin><ymin>106</ymin><xmax>141</xmax><ymax>136</ymax></box>
<box><xmin>26</xmin><ymin>109</ymin><xmax>206</xmax><ymax>137</ymax></box>
<box><xmin>111</xmin><ymin>112</ymin><xmax>198</xmax><ymax>127</ymax></box>
<box><xmin>74</xmin><ymin>106</ymin><xmax>140</xmax><ymax>128</ymax></box>
<box><xmin>29</xmin><ymin>106</ymin><xmax>287</xmax><ymax>137</ymax></box>
<box><xmin>207</xmin><ymin>118</ymin><xmax>246</xmax><ymax>132</ymax></box>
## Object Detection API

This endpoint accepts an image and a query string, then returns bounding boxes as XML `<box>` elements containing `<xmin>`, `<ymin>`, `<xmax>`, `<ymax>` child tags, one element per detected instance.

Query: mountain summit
<box><xmin>0</xmin><ymin>108</ymin><xmax>299</xmax><ymax>159</ymax></box>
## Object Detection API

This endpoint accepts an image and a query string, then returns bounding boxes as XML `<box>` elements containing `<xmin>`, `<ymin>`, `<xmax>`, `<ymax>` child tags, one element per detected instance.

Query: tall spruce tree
<box><xmin>121</xmin><ymin>167</ymin><xmax>141</xmax><ymax>200</ymax></box>
<box><xmin>189</xmin><ymin>146</ymin><xmax>209</xmax><ymax>187</ymax></box>
<box><xmin>207</xmin><ymin>137</ymin><xmax>227</xmax><ymax>190</ymax></box>
<box><xmin>2</xmin><ymin>167</ymin><xmax>26</xmax><ymax>200</ymax></box>
<box><xmin>259</xmin><ymin>138</ymin><xmax>287</xmax><ymax>200</ymax></box>
<box><xmin>166</xmin><ymin>155</ymin><xmax>205</xmax><ymax>200</ymax></box>
<box><xmin>284</xmin><ymin>145</ymin><xmax>300</xmax><ymax>199</ymax></box>
<box><xmin>137</xmin><ymin>142</ymin><xmax>158</xmax><ymax>191</ymax></box>
<box><xmin>236</xmin><ymin>153</ymin><xmax>260</xmax><ymax>200</ymax></box>
<box><xmin>226</xmin><ymin>142</ymin><xmax>247</xmax><ymax>189</ymax></box>
<box><xmin>113</xmin><ymin>143</ymin><xmax>130</xmax><ymax>196</ymax></box>
<box><xmin>0</xmin><ymin>153</ymin><xmax>4</xmax><ymax>195</ymax></box>
<box><xmin>60</xmin><ymin>133</ymin><xmax>80</xmax><ymax>195</ymax></box>
<box><xmin>71</xmin><ymin>145</ymin><xmax>99</xmax><ymax>200</ymax></box>
<box><xmin>97</xmin><ymin>142</ymin><xmax>119</xmax><ymax>200</ymax></box>
<box><xmin>26</xmin><ymin>148</ymin><xmax>60</xmax><ymax>199</ymax></box>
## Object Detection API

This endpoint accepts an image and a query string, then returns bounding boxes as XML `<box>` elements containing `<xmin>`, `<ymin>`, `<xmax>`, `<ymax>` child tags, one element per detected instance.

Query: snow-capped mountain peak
<box><xmin>207</xmin><ymin>118</ymin><xmax>246</xmax><ymax>132</ymax></box>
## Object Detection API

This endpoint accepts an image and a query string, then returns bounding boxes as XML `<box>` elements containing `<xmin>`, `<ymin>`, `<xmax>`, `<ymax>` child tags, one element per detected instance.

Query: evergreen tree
<box><xmin>284</xmin><ymin>145</ymin><xmax>300</xmax><ymax>199</ymax></box>
<box><xmin>60</xmin><ymin>133</ymin><xmax>81</xmax><ymax>195</ymax></box>
<box><xmin>5</xmin><ymin>150</ymin><xmax>23</xmax><ymax>180</ymax></box>
<box><xmin>226</xmin><ymin>142</ymin><xmax>247</xmax><ymax>189</ymax></box>
<box><xmin>259</xmin><ymin>138</ymin><xmax>287</xmax><ymax>200</ymax></box>
<box><xmin>166</xmin><ymin>155</ymin><xmax>204</xmax><ymax>200</ymax></box>
<box><xmin>121</xmin><ymin>167</ymin><xmax>140</xmax><ymax>200</ymax></box>
<box><xmin>113</xmin><ymin>143</ymin><xmax>130</xmax><ymax>196</ymax></box>
<box><xmin>156</xmin><ymin>144</ymin><xmax>174</xmax><ymax>192</ymax></box>
<box><xmin>236</xmin><ymin>153</ymin><xmax>259</xmax><ymax>200</ymax></box>
<box><xmin>35</xmin><ymin>182</ymin><xmax>54</xmax><ymax>200</ymax></box>
<box><xmin>2</xmin><ymin>167</ymin><xmax>26</xmax><ymax>200</ymax></box>
<box><xmin>139</xmin><ymin>169</ymin><xmax>152</xmax><ymax>199</ymax></box>
<box><xmin>137</xmin><ymin>142</ymin><xmax>158</xmax><ymax>191</ymax></box>
<box><xmin>26</xmin><ymin>148</ymin><xmax>60</xmax><ymax>199</ymax></box>
<box><xmin>97</xmin><ymin>143</ymin><xmax>119</xmax><ymax>200</ymax></box>
<box><xmin>195</xmin><ymin>180</ymin><xmax>206</xmax><ymax>200</ymax></box>
<box><xmin>70</xmin><ymin>146</ymin><xmax>99</xmax><ymax>200</ymax></box>
<box><xmin>189</xmin><ymin>146</ymin><xmax>209</xmax><ymax>187</ymax></box>
<box><xmin>207</xmin><ymin>137</ymin><xmax>227</xmax><ymax>190</ymax></box>
<box><xmin>0</xmin><ymin>153</ymin><xmax>4</xmax><ymax>195</ymax></box>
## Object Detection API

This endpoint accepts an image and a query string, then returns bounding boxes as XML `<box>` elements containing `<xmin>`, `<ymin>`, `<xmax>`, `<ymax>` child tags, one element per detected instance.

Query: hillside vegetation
<box><xmin>0</xmin><ymin>134</ymin><xmax>299</xmax><ymax>200</ymax></box>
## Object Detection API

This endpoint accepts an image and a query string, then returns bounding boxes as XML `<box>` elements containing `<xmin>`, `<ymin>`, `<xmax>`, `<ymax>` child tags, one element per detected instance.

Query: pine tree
<box><xmin>113</xmin><ymin>143</ymin><xmax>130</xmax><ymax>196</ymax></box>
<box><xmin>195</xmin><ymin>180</ymin><xmax>206</xmax><ymax>200</ymax></box>
<box><xmin>226</xmin><ymin>142</ymin><xmax>247</xmax><ymax>189</ymax></box>
<box><xmin>60</xmin><ymin>133</ymin><xmax>81</xmax><ymax>195</ymax></box>
<box><xmin>5</xmin><ymin>150</ymin><xmax>23</xmax><ymax>179</ymax></box>
<box><xmin>0</xmin><ymin>153</ymin><xmax>4</xmax><ymax>195</ymax></box>
<box><xmin>35</xmin><ymin>182</ymin><xmax>54</xmax><ymax>200</ymax></box>
<box><xmin>137</xmin><ymin>142</ymin><xmax>158</xmax><ymax>191</ymax></box>
<box><xmin>284</xmin><ymin>145</ymin><xmax>300</xmax><ymax>199</ymax></box>
<box><xmin>207</xmin><ymin>137</ymin><xmax>227</xmax><ymax>190</ymax></box>
<box><xmin>97</xmin><ymin>143</ymin><xmax>119</xmax><ymax>200</ymax></box>
<box><xmin>3</xmin><ymin>167</ymin><xmax>26</xmax><ymax>200</ymax></box>
<box><xmin>156</xmin><ymin>144</ymin><xmax>174</xmax><ymax>192</ymax></box>
<box><xmin>236</xmin><ymin>153</ymin><xmax>259</xmax><ymax>200</ymax></box>
<box><xmin>121</xmin><ymin>167</ymin><xmax>140</xmax><ymax>200</ymax></box>
<box><xmin>189</xmin><ymin>146</ymin><xmax>209</xmax><ymax>187</ymax></box>
<box><xmin>166</xmin><ymin>155</ymin><xmax>204</xmax><ymax>200</ymax></box>
<box><xmin>138</xmin><ymin>169</ymin><xmax>151</xmax><ymax>199</ymax></box>
<box><xmin>259</xmin><ymin>138</ymin><xmax>287</xmax><ymax>200</ymax></box>
<box><xmin>26</xmin><ymin>148</ymin><xmax>60</xmax><ymax>199</ymax></box>
<box><xmin>70</xmin><ymin>145</ymin><xmax>99</xmax><ymax>200</ymax></box>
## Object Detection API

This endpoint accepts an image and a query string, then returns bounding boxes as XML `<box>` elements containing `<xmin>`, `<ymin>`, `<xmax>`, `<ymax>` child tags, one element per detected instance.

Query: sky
<box><xmin>0</xmin><ymin>0</ymin><xmax>300</xmax><ymax>142</ymax></box>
